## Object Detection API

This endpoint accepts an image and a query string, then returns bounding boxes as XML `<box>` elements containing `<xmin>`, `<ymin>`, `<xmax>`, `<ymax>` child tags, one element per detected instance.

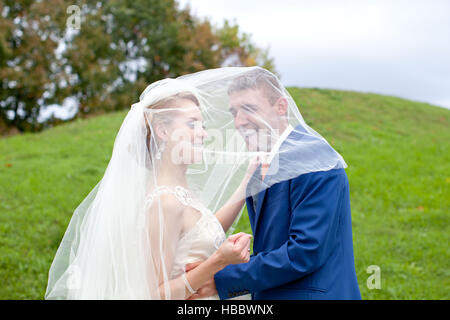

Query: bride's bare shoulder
<box><xmin>146</xmin><ymin>192</ymin><xmax>184</xmax><ymax>217</ymax></box>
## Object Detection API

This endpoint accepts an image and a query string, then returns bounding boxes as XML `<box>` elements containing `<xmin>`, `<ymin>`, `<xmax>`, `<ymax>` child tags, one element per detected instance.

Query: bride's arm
<box><xmin>214</xmin><ymin>178</ymin><xmax>248</xmax><ymax>233</ymax></box>
<box><xmin>215</xmin><ymin>159</ymin><xmax>259</xmax><ymax>232</ymax></box>
<box><xmin>157</xmin><ymin>251</ymin><xmax>226</xmax><ymax>299</ymax></box>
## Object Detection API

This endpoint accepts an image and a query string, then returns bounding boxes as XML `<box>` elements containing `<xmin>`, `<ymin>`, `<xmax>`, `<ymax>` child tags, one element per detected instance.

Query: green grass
<box><xmin>1</xmin><ymin>88</ymin><xmax>449</xmax><ymax>299</ymax></box>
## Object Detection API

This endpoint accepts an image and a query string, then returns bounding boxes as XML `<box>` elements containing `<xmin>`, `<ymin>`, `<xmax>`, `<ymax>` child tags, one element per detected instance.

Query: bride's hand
<box><xmin>244</xmin><ymin>156</ymin><xmax>260</xmax><ymax>181</ymax></box>
<box><xmin>215</xmin><ymin>232</ymin><xmax>252</xmax><ymax>266</ymax></box>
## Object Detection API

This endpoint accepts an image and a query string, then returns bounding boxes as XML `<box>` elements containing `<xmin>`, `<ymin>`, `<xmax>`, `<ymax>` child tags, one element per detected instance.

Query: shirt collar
<box><xmin>264</xmin><ymin>124</ymin><xmax>294</xmax><ymax>164</ymax></box>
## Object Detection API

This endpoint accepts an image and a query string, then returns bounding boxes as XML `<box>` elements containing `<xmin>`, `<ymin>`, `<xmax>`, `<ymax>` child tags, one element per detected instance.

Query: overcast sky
<box><xmin>178</xmin><ymin>0</ymin><xmax>450</xmax><ymax>109</ymax></box>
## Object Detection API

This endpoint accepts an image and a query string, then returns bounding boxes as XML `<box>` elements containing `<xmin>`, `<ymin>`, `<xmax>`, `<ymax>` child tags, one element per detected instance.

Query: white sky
<box><xmin>178</xmin><ymin>0</ymin><xmax>450</xmax><ymax>109</ymax></box>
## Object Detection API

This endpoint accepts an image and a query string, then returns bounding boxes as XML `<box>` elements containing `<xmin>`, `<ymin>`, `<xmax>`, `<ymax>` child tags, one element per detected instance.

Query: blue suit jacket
<box><xmin>214</xmin><ymin>127</ymin><xmax>361</xmax><ymax>300</ymax></box>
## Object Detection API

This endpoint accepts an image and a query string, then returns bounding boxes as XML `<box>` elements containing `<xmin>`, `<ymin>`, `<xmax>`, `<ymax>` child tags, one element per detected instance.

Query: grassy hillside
<box><xmin>0</xmin><ymin>88</ymin><xmax>449</xmax><ymax>299</ymax></box>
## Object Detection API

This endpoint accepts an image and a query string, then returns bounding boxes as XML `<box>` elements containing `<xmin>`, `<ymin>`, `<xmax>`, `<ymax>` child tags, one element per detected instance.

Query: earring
<box><xmin>155</xmin><ymin>142</ymin><xmax>165</xmax><ymax>160</ymax></box>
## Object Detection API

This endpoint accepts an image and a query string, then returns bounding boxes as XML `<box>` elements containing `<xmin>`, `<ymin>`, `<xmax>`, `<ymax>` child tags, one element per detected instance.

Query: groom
<box><xmin>189</xmin><ymin>68</ymin><xmax>361</xmax><ymax>300</ymax></box>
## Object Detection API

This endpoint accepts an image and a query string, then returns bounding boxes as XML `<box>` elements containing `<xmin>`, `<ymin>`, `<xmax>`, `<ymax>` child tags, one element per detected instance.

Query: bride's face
<box><xmin>164</xmin><ymin>99</ymin><xmax>207</xmax><ymax>165</ymax></box>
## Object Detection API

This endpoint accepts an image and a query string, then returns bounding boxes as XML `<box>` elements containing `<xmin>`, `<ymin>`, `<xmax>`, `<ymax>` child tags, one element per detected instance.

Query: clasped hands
<box><xmin>185</xmin><ymin>232</ymin><xmax>252</xmax><ymax>299</ymax></box>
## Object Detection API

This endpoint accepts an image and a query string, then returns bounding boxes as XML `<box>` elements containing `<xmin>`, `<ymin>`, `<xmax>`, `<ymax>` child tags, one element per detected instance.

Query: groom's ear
<box><xmin>274</xmin><ymin>96</ymin><xmax>288</xmax><ymax>116</ymax></box>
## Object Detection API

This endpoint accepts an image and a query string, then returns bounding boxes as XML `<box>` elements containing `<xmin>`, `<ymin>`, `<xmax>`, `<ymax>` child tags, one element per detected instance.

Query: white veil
<box><xmin>45</xmin><ymin>67</ymin><xmax>347</xmax><ymax>299</ymax></box>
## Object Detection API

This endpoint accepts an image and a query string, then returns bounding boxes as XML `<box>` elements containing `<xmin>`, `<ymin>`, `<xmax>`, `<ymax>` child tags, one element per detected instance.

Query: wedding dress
<box><xmin>146</xmin><ymin>185</ymin><xmax>225</xmax><ymax>300</ymax></box>
<box><xmin>145</xmin><ymin>185</ymin><xmax>250</xmax><ymax>300</ymax></box>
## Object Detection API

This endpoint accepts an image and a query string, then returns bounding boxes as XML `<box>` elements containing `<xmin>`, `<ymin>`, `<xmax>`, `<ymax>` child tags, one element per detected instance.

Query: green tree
<box><xmin>216</xmin><ymin>19</ymin><xmax>277</xmax><ymax>76</ymax></box>
<box><xmin>0</xmin><ymin>0</ymin><xmax>278</xmax><ymax>133</ymax></box>
<box><xmin>0</xmin><ymin>0</ymin><xmax>68</xmax><ymax>132</ymax></box>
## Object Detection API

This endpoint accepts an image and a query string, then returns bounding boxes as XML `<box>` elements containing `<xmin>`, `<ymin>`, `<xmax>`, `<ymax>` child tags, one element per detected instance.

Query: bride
<box><xmin>45</xmin><ymin>78</ymin><xmax>256</xmax><ymax>299</ymax></box>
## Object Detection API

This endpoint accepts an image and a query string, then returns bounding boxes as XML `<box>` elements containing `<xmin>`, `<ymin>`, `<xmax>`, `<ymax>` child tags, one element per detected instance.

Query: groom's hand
<box><xmin>186</xmin><ymin>277</ymin><xmax>218</xmax><ymax>300</ymax></box>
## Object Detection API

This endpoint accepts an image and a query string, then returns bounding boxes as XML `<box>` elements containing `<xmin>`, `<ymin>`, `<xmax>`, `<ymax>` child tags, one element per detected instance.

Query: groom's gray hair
<box><xmin>227</xmin><ymin>68</ymin><xmax>283</xmax><ymax>105</ymax></box>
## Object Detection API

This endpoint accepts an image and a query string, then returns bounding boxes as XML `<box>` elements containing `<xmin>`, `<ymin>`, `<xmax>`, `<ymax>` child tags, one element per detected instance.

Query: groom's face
<box><xmin>229</xmin><ymin>88</ymin><xmax>281</xmax><ymax>152</ymax></box>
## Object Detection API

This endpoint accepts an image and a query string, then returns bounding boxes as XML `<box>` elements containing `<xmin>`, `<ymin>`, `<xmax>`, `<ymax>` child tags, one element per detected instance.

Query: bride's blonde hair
<box><xmin>144</xmin><ymin>92</ymin><xmax>200</xmax><ymax>160</ymax></box>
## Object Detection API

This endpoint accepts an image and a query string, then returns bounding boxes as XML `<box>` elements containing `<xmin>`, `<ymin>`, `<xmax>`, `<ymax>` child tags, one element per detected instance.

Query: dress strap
<box><xmin>145</xmin><ymin>186</ymin><xmax>207</xmax><ymax>215</ymax></box>
<box><xmin>145</xmin><ymin>185</ymin><xmax>191</xmax><ymax>205</ymax></box>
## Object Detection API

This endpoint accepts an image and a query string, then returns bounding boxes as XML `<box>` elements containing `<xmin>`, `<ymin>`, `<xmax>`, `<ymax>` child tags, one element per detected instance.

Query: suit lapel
<box><xmin>253</xmin><ymin>172</ymin><xmax>271</xmax><ymax>231</ymax></box>
<box><xmin>252</xmin><ymin>126</ymin><xmax>301</xmax><ymax>231</ymax></box>
<box><xmin>254</xmin><ymin>187</ymin><xmax>267</xmax><ymax>228</ymax></box>
<box><xmin>245</xmin><ymin>165</ymin><xmax>262</xmax><ymax>230</ymax></box>
<box><xmin>246</xmin><ymin>196</ymin><xmax>256</xmax><ymax>230</ymax></box>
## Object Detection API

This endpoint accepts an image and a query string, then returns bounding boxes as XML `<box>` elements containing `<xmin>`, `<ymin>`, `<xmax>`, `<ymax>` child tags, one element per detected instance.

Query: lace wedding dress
<box><xmin>146</xmin><ymin>185</ymin><xmax>247</xmax><ymax>300</ymax></box>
